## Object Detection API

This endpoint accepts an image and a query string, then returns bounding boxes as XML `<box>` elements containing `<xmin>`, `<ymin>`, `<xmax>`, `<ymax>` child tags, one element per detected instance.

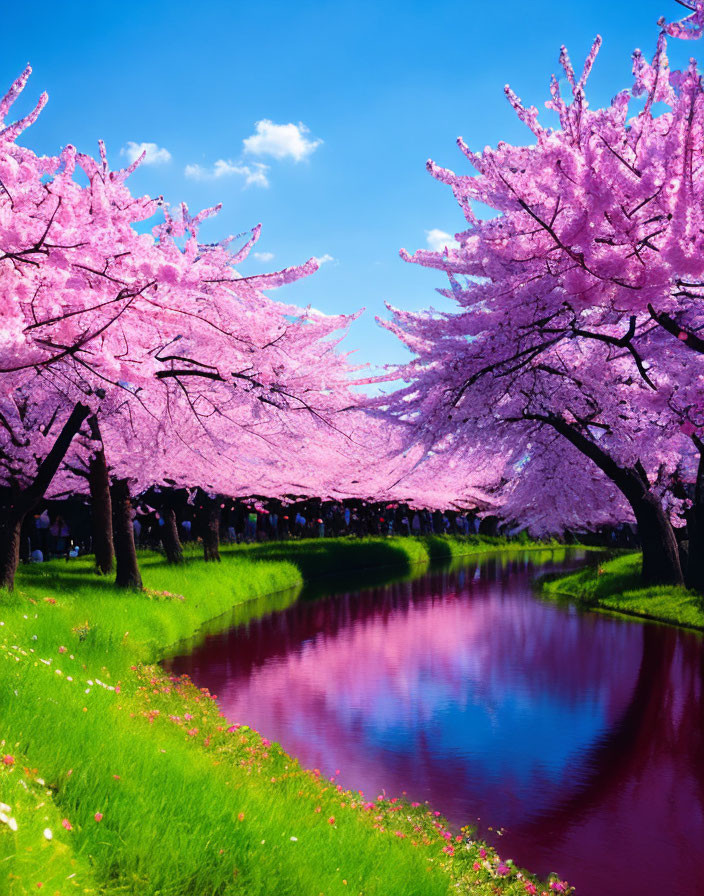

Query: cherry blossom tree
<box><xmin>0</xmin><ymin>63</ymin><xmax>181</xmax><ymax>588</ymax></box>
<box><xmin>377</xmin><ymin>16</ymin><xmax>704</xmax><ymax>585</ymax></box>
<box><xmin>0</xmin><ymin>66</ymin><xmax>366</xmax><ymax>590</ymax></box>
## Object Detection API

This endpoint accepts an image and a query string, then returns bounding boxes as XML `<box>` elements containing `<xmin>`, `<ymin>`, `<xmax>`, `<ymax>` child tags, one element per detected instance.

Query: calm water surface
<box><xmin>166</xmin><ymin>550</ymin><xmax>704</xmax><ymax>896</ymax></box>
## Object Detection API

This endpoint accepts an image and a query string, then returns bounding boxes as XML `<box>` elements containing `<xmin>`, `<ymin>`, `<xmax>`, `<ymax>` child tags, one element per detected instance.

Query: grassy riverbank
<box><xmin>542</xmin><ymin>551</ymin><xmax>704</xmax><ymax>630</ymax></box>
<box><xmin>1</xmin><ymin>536</ymin><xmax>573</xmax><ymax>895</ymax></box>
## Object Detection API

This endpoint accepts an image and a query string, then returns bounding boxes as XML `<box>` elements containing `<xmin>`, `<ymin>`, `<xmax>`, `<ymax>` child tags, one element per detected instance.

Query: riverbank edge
<box><xmin>0</xmin><ymin>536</ymin><xmax>578</xmax><ymax>896</ymax></box>
<box><xmin>540</xmin><ymin>551</ymin><xmax>704</xmax><ymax>632</ymax></box>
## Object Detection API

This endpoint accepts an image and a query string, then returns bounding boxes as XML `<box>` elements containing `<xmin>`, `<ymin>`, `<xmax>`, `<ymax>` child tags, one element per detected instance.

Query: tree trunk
<box><xmin>111</xmin><ymin>478</ymin><xmax>142</xmax><ymax>589</ymax></box>
<box><xmin>161</xmin><ymin>506</ymin><xmax>184</xmax><ymax>565</ymax></box>
<box><xmin>685</xmin><ymin>437</ymin><xmax>704</xmax><ymax>593</ymax></box>
<box><xmin>686</xmin><ymin>516</ymin><xmax>704</xmax><ymax>592</ymax></box>
<box><xmin>0</xmin><ymin>402</ymin><xmax>91</xmax><ymax>592</ymax></box>
<box><xmin>88</xmin><ymin>417</ymin><xmax>114</xmax><ymax>575</ymax></box>
<box><xmin>535</xmin><ymin>413</ymin><xmax>683</xmax><ymax>588</ymax></box>
<box><xmin>203</xmin><ymin>501</ymin><xmax>221</xmax><ymax>562</ymax></box>
<box><xmin>0</xmin><ymin>512</ymin><xmax>23</xmax><ymax>592</ymax></box>
<box><xmin>632</xmin><ymin>492</ymin><xmax>684</xmax><ymax>587</ymax></box>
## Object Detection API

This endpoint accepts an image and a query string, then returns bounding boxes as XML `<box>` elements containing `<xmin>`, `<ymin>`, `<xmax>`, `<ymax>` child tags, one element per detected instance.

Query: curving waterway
<box><xmin>165</xmin><ymin>549</ymin><xmax>704</xmax><ymax>896</ymax></box>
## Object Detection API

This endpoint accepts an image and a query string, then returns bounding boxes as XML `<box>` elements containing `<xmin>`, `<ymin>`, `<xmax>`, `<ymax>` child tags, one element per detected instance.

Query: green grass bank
<box><xmin>542</xmin><ymin>551</ymin><xmax>704</xmax><ymax>631</ymax></box>
<box><xmin>1</xmin><ymin>536</ymin><xmax>575</xmax><ymax>895</ymax></box>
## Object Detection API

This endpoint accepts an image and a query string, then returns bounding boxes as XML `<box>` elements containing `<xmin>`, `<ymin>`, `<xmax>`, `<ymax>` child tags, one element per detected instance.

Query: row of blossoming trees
<box><xmin>0</xmin><ymin>65</ymin><xmax>489</xmax><ymax>591</ymax></box>
<box><xmin>2</xmin><ymin>2</ymin><xmax>704</xmax><ymax>593</ymax></box>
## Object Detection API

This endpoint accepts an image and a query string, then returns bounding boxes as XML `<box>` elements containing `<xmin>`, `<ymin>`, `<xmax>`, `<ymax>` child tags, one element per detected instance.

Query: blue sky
<box><xmin>3</xmin><ymin>0</ymin><xmax>689</xmax><ymax>370</ymax></box>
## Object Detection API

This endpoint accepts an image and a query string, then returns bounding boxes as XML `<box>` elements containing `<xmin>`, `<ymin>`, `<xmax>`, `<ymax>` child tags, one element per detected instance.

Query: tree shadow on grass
<box><xmin>16</xmin><ymin>561</ymin><xmax>121</xmax><ymax>596</ymax></box>
<box><xmin>421</xmin><ymin>536</ymin><xmax>456</xmax><ymax>564</ymax></box>
<box><xmin>239</xmin><ymin>538</ymin><xmax>417</xmax><ymax>581</ymax></box>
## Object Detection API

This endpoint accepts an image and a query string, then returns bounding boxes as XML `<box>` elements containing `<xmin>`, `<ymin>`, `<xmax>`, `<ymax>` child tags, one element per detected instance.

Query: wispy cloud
<box><xmin>243</xmin><ymin>120</ymin><xmax>322</xmax><ymax>162</ymax></box>
<box><xmin>120</xmin><ymin>141</ymin><xmax>172</xmax><ymax>165</ymax></box>
<box><xmin>425</xmin><ymin>228</ymin><xmax>459</xmax><ymax>252</ymax></box>
<box><xmin>253</xmin><ymin>251</ymin><xmax>275</xmax><ymax>262</ymax></box>
<box><xmin>184</xmin><ymin>160</ymin><xmax>270</xmax><ymax>188</ymax></box>
<box><xmin>313</xmin><ymin>254</ymin><xmax>335</xmax><ymax>266</ymax></box>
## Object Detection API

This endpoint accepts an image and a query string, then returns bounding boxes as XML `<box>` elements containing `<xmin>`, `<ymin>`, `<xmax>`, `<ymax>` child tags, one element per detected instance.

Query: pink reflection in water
<box><xmin>167</xmin><ymin>553</ymin><xmax>704</xmax><ymax>896</ymax></box>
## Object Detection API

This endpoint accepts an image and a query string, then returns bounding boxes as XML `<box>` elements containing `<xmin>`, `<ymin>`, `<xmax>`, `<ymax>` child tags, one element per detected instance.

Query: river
<box><xmin>165</xmin><ymin>548</ymin><xmax>704</xmax><ymax>896</ymax></box>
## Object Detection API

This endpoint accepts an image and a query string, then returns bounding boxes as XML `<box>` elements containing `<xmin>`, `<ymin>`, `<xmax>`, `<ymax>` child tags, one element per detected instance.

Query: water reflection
<box><xmin>166</xmin><ymin>550</ymin><xmax>704</xmax><ymax>896</ymax></box>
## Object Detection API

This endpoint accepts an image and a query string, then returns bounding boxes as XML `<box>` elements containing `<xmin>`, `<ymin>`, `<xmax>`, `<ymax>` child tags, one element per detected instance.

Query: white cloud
<box><xmin>243</xmin><ymin>120</ymin><xmax>322</xmax><ymax>162</ymax></box>
<box><xmin>425</xmin><ymin>228</ymin><xmax>459</xmax><ymax>252</ymax></box>
<box><xmin>253</xmin><ymin>251</ymin><xmax>275</xmax><ymax>262</ymax></box>
<box><xmin>120</xmin><ymin>141</ymin><xmax>172</xmax><ymax>166</ymax></box>
<box><xmin>313</xmin><ymin>254</ymin><xmax>335</xmax><ymax>266</ymax></box>
<box><xmin>184</xmin><ymin>163</ymin><xmax>206</xmax><ymax>179</ymax></box>
<box><xmin>184</xmin><ymin>160</ymin><xmax>270</xmax><ymax>188</ymax></box>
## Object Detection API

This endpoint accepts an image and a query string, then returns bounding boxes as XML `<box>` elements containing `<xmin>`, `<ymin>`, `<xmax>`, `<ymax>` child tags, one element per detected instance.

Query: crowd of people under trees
<box><xmin>2</xmin><ymin>2</ymin><xmax>704</xmax><ymax>594</ymax></box>
<box><xmin>15</xmin><ymin>489</ymin><xmax>638</xmax><ymax>570</ymax></box>
<box><xmin>17</xmin><ymin>497</ymin><xmax>483</xmax><ymax>562</ymax></box>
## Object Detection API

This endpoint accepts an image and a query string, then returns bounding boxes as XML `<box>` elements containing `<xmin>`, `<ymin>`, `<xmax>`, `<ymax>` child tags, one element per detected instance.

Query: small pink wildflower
<box><xmin>442</xmin><ymin>845</ymin><xmax>455</xmax><ymax>856</ymax></box>
<box><xmin>61</xmin><ymin>818</ymin><xmax>72</xmax><ymax>831</ymax></box>
<box><xmin>58</xmin><ymin>646</ymin><xmax>67</xmax><ymax>654</ymax></box>
<box><xmin>94</xmin><ymin>813</ymin><xmax>103</xmax><ymax>823</ymax></box>
<box><xmin>524</xmin><ymin>885</ymin><xmax>538</xmax><ymax>895</ymax></box>
<box><xmin>328</xmin><ymin>816</ymin><xmax>335</xmax><ymax>825</ymax></box>
<box><xmin>2</xmin><ymin>755</ymin><xmax>14</xmax><ymax>766</ymax></box>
